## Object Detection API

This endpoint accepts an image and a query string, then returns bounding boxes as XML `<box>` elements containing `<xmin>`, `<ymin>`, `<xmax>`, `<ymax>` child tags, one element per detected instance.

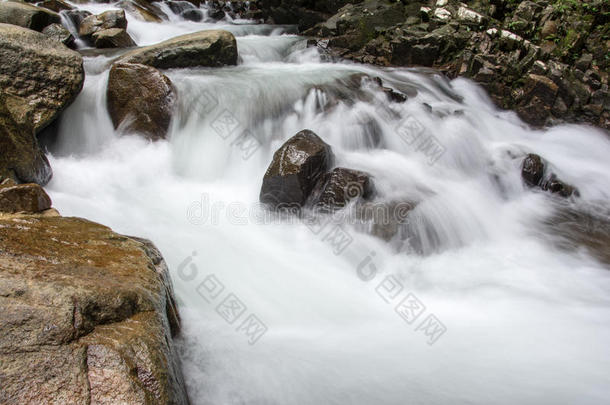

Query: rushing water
<box><xmin>46</xmin><ymin>2</ymin><xmax>610</xmax><ymax>404</ymax></box>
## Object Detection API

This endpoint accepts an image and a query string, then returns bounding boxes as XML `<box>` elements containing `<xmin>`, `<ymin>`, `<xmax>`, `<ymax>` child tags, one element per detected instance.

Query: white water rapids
<box><xmin>46</xmin><ymin>2</ymin><xmax>610</xmax><ymax>404</ymax></box>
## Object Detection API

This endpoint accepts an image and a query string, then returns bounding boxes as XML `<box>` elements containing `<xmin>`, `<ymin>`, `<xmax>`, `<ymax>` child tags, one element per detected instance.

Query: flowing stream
<box><xmin>46</xmin><ymin>2</ymin><xmax>610</xmax><ymax>404</ymax></box>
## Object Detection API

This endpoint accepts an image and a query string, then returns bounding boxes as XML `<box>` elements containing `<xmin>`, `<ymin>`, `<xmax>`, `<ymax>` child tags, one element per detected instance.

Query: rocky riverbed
<box><xmin>0</xmin><ymin>0</ymin><xmax>609</xmax><ymax>404</ymax></box>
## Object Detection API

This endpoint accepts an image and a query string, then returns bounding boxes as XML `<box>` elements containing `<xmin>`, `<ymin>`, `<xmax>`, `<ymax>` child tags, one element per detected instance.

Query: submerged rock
<box><xmin>0</xmin><ymin>215</ymin><xmax>188</xmax><ymax>404</ymax></box>
<box><xmin>107</xmin><ymin>63</ymin><xmax>175</xmax><ymax>140</ymax></box>
<box><xmin>0</xmin><ymin>23</ymin><xmax>84</xmax><ymax>135</ymax></box>
<box><xmin>92</xmin><ymin>27</ymin><xmax>136</xmax><ymax>48</ymax></box>
<box><xmin>0</xmin><ymin>1</ymin><xmax>60</xmax><ymax>31</ymax></box>
<box><xmin>310</xmin><ymin>167</ymin><xmax>375</xmax><ymax>211</ymax></box>
<box><xmin>0</xmin><ymin>183</ymin><xmax>52</xmax><ymax>213</ymax></box>
<box><xmin>260</xmin><ymin>130</ymin><xmax>335</xmax><ymax>207</ymax></box>
<box><xmin>117</xmin><ymin>29</ymin><xmax>238</xmax><ymax>69</ymax></box>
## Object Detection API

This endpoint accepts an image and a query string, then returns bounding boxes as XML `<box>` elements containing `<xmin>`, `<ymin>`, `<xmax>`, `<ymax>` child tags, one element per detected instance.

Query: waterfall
<box><xmin>46</xmin><ymin>2</ymin><xmax>610</xmax><ymax>404</ymax></box>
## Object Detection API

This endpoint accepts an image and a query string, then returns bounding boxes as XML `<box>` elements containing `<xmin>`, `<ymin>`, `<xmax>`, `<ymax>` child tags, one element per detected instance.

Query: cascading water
<box><xmin>47</xmin><ymin>2</ymin><xmax>610</xmax><ymax>404</ymax></box>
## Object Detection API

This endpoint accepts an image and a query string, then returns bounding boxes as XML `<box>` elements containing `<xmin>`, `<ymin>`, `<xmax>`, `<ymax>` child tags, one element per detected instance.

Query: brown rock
<box><xmin>92</xmin><ymin>27</ymin><xmax>136</xmax><ymax>48</ymax></box>
<box><xmin>107</xmin><ymin>63</ymin><xmax>175</xmax><ymax>140</ymax></box>
<box><xmin>0</xmin><ymin>1</ymin><xmax>60</xmax><ymax>31</ymax></box>
<box><xmin>79</xmin><ymin>9</ymin><xmax>127</xmax><ymax>39</ymax></box>
<box><xmin>38</xmin><ymin>0</ymin><xmax>74</xmax><ymax>13</ymax></box>
<box><xmin>0</xmin><ymin>216</ymin><xmax>188</xmax><ymax>404</ymax></box>
<box><xmin>0</xmin><ymin>183</ymin><xmax>52</xmax><ymax>213</ymax></box>
<box><xmin>310</xmin><ymin>167</ymin><xmax>375</xmax><ymax>211</ymax></box>
<box><xmin>260</xmin><ymin>130</ymin><xmax>335</xmax><ymax>207</ymax></box>
<box><xmin>521</xmin><ymin>153</ymin><xmax>544</xmax><ymax>187</ymax></box>
<box><xmin>117</xmin><ymin>29</ymin><xmax>238</xmax><ymax>69</ymax></box>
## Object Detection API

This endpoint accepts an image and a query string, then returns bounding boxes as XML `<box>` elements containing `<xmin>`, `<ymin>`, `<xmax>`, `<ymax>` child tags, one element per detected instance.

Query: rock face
<box><xmin>93</xmin><ymin>27</ymin><xmax>137</xmax><ymax>48</ymax></box>
<box><xmin>0</xmin><ymin>183</ymin><xmax>52</xmax><ymax>213</ymax></box>
<box><xmin>0</xmin><ymin>1</ymin><xmax>60</xmax><ymax>31</ymax></box>
<box><xmin>79</xmin><ymin>9</ymin><xmax>128</xmax><ymax>39</ymax></box>
<box><xmin>107</xmin><ymin>63</ymin><xmax>176</xmax><ymax>140</ymax></box>
<box><xmin>0</xmin><ymin>94</ymin><xmax>52</xmax><ymax>185</ymax></box>
<box><xmin>310</xmin><ymin>167</ymin><xmax>375</xmax><ymax>210</ymax></box>
<box><xmin>284</xmin><ymin>0</ymin><xmax>609</xmax><ymax>130</ymax></box>
<box><xmin>117</xmin><ymin>29</ymin><xmax>238</xmax><ymax>69</ymax></box>
<box><xmin>0</xmin><ymin>23</ymin><xmax>84</xmax><ymax>135</ymax></box>
<box><xmin>0</xmin><ymin>214</ymin><xmax>189</xmax><ymax>404</ymax></box>
<box><xmin>260</xmin><ymin>130</ymin><xmax>335</xmax><ymax>207</ymax></box>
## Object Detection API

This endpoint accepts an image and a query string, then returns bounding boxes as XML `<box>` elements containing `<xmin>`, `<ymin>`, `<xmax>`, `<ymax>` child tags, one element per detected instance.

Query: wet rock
<box><xmin>0</xmin><ymin>23</ymin><xmax>84</xmax><ymax>136</ymax></box>
<box><xmin>107</xmin><ymin>63</ymin><xmax>175</xmax><ymax>140</ymax></box>
<box><xmin>260</xmin><ymin>130</ymin><xmax>335</xmax><ymax>207</ymax></box>
<box><xmin>118</xmin><ymin>29</ymin><xmax>238</xmax><ymax>69</ymax></box>
<box><xmin>93</xmin><ymin>27</ymin><xmax>136</xmax><ymax>48</ymax></box>
<box><xmin>37</xmin><ymin>0</ymin><xmax>74</xmax><ymax>13</ymax></box>
<box><xmin>181</xmin><ymin>8</ymin><xmax>204</xmax><ymax>22</ymax></box>
<box><xmin>0</xmin><ymin>216</ymin><xmax>188</xmax><ymax>404</ymax></box>
<box><xmin>0</xmin><ymin>1</ymin><xmax>60</xmax><ymax>31</ymax></box>
<box><xmin>42</xmin><ymin>23</ymin><xmax>75</xmax><ymax>48</ymax></box>
<box><xmin>521</xmin><ymin>153</ymin><xmax>577</xmax><ymax>198</ymax></box>
<box><xmin>0</xmin><ymin>183</ymin><xmax>52</xmax><ymax>213</ymax></box>
<box><xmin>521</xmin><ymin>153</ymin><xmax>544</xmax><ymax>187</ymax></box>
<box><xmin>309</xmin><ymin>167</ymin><xmax>374</xmax><ymax>211</ymax></box>
<box><xmin>79</xmin><ymin>9</ymin><xmax>127</xmax><ymax>39</ymax></box>
<box><xmin>64</xmin><ymin>9</ymin><xmax>92</xmax><ymax>31</ymax></box>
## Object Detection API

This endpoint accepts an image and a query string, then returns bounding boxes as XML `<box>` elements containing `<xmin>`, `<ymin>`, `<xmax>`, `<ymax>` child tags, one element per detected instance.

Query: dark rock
<box><xmin>260</xmin><ymin>130</ymin><xmax>335</xmax><ymax>207</ymax></box>
<box><xmin>310</xmin><ymin>167</ymin><xmax>375</xmax><ymax>211</ymax></box>
<box><xmin>64</xmin><ymin>9</ymin><xmax>92</xmax><ymax>31</ymax></box>
<box><xmin>42</xmin><ymin>23</ymin><xmax>75</xmax><ymax>48</ymax></box>
<box><xmin>117</xmin><ymin>0</ymin><xmax>167</xmax><ymax>23</ymax></box>
<box><xmin>521</xmin><ymin>153</ymin><xmax>544</xmax><ymax>187</ymax></box>
<box><xmin>92</xmin><ymin>27</ymin><xmax>136</xmax><ymax>48</ymax></box>
<box><xmin>107</xmin><ymin>63</ymin><xmax>175</xmax><ymax>140</ymax></box>
<box><xmin>182</xmin><ymin>8</ymin><xmax>204</xmax><ymax>22</ymax></box>
<box><xmin>0</xmin><ymin>1</ymin><xmax>60</xmax><ymax>31</ymax></box>
<box><xmin>541</xmin><ymin>175</ymin><xmax>578</xmax><ymax>198</ymax></box>
<box><xmin>0</xmin><ymin>183</ymin><xmax>52</xmax><ymax>213</ymax></box>
<box><xmin>117</xmin><ymin>29</ymin><xmax>238</xmax><ymax>69</ymax></box>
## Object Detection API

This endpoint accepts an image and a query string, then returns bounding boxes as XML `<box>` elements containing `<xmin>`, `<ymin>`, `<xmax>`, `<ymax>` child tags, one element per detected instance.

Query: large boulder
<box><xmin>0</xmin><ymin>23</ymin><xmax>84</xmax><ymax>135</ymax></box>
<box><xmin>0</xmin><ymin>215</ymin><xmax>189</xmax><ymax>404</ymax></box>
<box><xmin>92</xmin><ymin>27</ymin><xmax>136</xmax><ymax>48</ymax></box>
<box><xmin>0</xmin><ymin>182</ymin><xmax>52</xmax><ymax>213</ymax></box>
<box><xmin>310</xmin><ymin>167</ymin><xmax>375</xmax><ymax>211</ymax></box>
<box><xmin>0</xmin><ymin>1</ymin><xmax>60</xmax><ymax>31</ymax></box>
<box><xmin>260</xmin><ymin>130</ymin><xmax>335</xmax><ymax>207</ymax></box>
<box><xmin>117</xmin><ymin>29</ymin><xmax>238</xmax><ymax>69</ymax></box>
<box><xmin>107</xmin><ymin>63</ymin><xmax>175</xmax><ymax>140</ymax></box>
<box><xmin>78</xmin><ymin>9</ymin><xmax>128</xmax><ymax>39</ymax></box>
<box><xmin>0</xmin><ymin>94</ymin><xmax>52</xmax><ymax>185</ymax></box>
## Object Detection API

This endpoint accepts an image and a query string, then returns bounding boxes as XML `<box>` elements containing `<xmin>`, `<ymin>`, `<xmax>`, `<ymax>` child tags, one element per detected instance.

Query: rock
<box><xmin>182</xmin><ymin>8</ymin><xmax>204</xmax><ymax>22</ymax></box>
<box><xmin>42</xmin><ymin>23</ymin><xmax>75</xmax><ymax>48</ymax></box>
<box><xmin>79</xmin><ymin>9</ymin><xmax>127</xmax><ymax>39</ymax></box>
<box><xmin>37</xmin><ymin>0</ymin><xmax>74</xmax><ymax>13</ymax></box>
<box><xmin>0</xmin><ymin>1</ymin><xmax>60</xmax><ymax>31</ymax></box>
<box><xmin>117</xmin><ymin>0</ymin><xmax>167</xmax><ymax>23</ymax></box>
<box><xmin>64</xmin><ymin>9</ymin><xmax>91</xmax><ymax>31</ymax></box>
<box><xmin>540</xmin><ymin>20</ymin><xmax>558</xmax><ymax>38</ymax></box>
<box><xmin>521</xmin><ymin>153</ymin><xmax>577</xmax><ymax>198</ymax></box>
<box><xmin>309</xmin><ymin>167</ymin><xmax>375</xmax><ymax>211</ymax></box>
<box><xmin>433</xmin><ymin>8</ymin><xmax>451</xmax><ymax>21</ymax></box>
<box><xmin>107</xmin><ymin>63</ymin><xmax>175</xmax><ymax>140</ymax></box>
<box><xmin>521</xmin><ymin>153</ymin><xmax>544</xmax><ymax>187</ymax></box>
<box><xmin>0</xmin><ymin>94</ymin><xmax>52</xmax><ymax>185</ymax></box>
<box><xmin>0</xmin><ymin>183</ymin><xmax>52</xmax><ymax>213</ymax></box>
<box><xmin>117</xmin><ymin>29</ymin><xmax>238</xmax><ymax>69</ymax></box>
<box><xmin>260</xmin><ymin>130</ymin><xmax>335</xmax><ymax>207</ymax></box>
<box><xmin>92</xmin><ymin>27</ymin><xmax>136</xmax><ymax>48</ymax></box>
<box><xmin>517</xmin><ymin>74</ymin><xmax>559</xmax><ymax>126</ymax></box>
<box><xmin>0</xmin><ymin>24</ymin><xmax>84</xmax><ymax>135</ymax></box>
<box><xmin>456</xmin><ymin>6</ymin><xmax>486</xmax><ymax>25</ymax></box>
<box><xmin>0</xmin><ymin>216</ymin><xmax>188</xmax><ymax>404</ymax></box>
